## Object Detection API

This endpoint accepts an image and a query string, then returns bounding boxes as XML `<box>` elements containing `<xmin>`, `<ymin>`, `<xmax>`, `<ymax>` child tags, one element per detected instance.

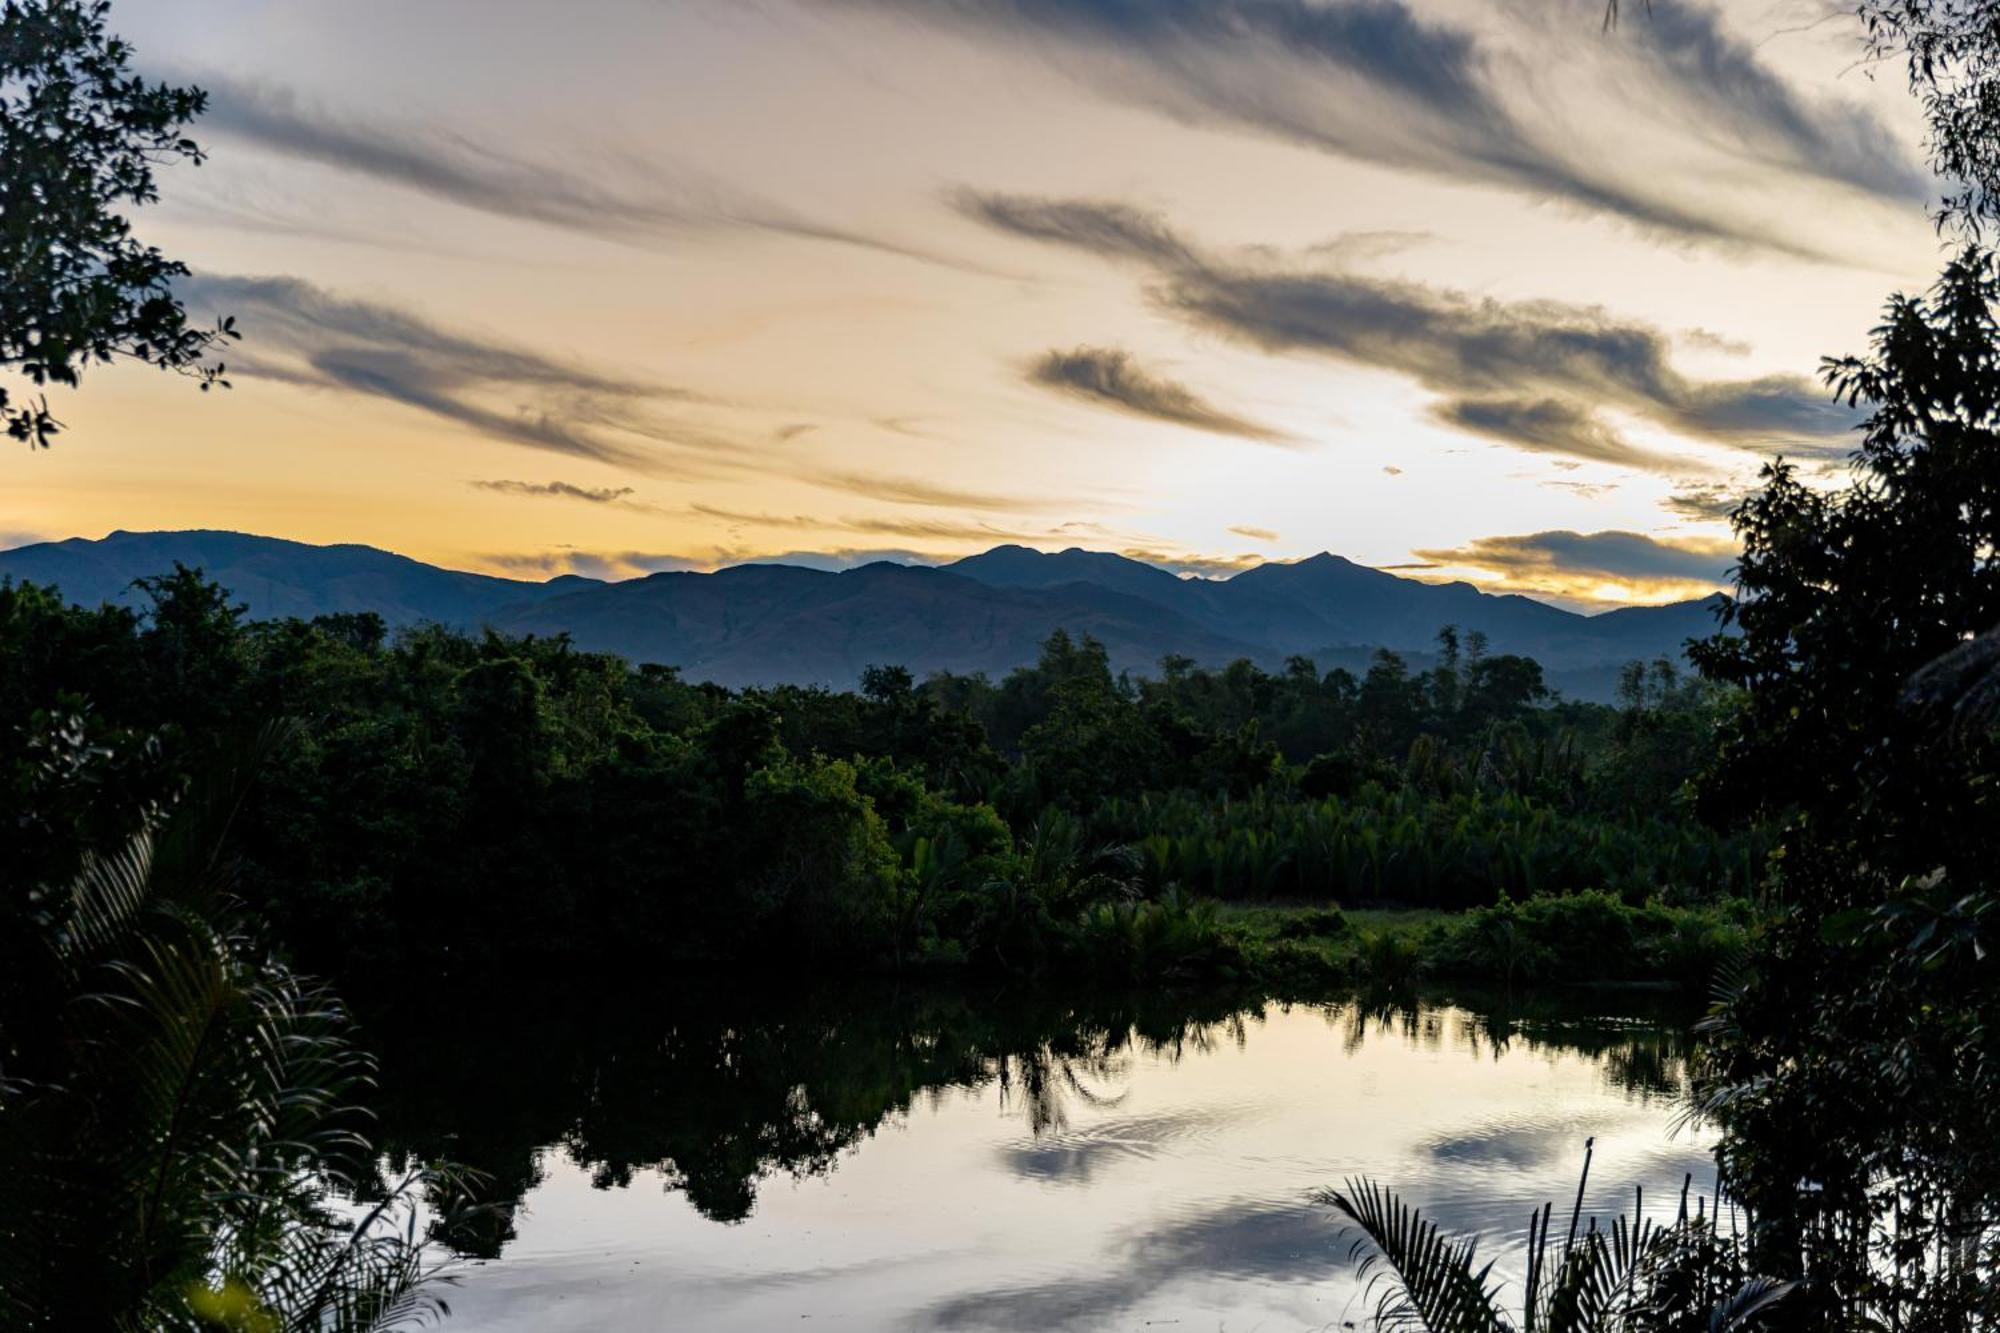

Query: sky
<box><xmin>2</xmin><ymin>0</ymin><xmax>1958</xmax><ymax>607</ymax></box>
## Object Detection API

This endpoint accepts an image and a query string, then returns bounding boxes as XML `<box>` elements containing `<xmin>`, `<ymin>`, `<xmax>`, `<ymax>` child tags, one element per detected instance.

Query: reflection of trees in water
<box><xmin>987</xmin><ymin>1005</ymin><xmax>1259</xmax><ymax>1134</ymax></box>
<box><xmin>358</xmin><ymin>981</ymin><xmax>1687</xmax><ymax>1258</ymax></box>
<box><xmin>1329</xmin><ymin>989</ymin><xmax>1695</xmax><ymax>1101</ymax></box>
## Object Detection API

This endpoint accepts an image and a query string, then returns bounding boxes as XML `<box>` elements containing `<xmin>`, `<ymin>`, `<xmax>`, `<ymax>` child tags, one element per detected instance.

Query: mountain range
<box><xmin>0</xmin><ymin>530</ymin><xmax>1727</xmax><ymax>702</ymax></box>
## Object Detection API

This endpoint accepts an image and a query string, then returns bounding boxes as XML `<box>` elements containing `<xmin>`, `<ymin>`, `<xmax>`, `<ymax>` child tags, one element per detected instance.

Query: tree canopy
<box><xmin>1</xmin><ymin>0</ymin><xmax>233</xmax><ymax>447</ymax></box>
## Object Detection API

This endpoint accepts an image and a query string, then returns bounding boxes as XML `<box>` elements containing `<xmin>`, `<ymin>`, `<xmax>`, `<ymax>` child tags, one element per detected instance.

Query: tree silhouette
<box><xmin>1</xmin><ymin>0</ymin><xmax>236</xmax><ymax>448</ymax></box>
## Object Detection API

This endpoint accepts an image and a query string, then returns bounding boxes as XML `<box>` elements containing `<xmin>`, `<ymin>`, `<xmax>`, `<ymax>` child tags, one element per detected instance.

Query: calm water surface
<box><xmin>369</xmin><ymin>985</ymin><xmax>1712</xmax><ymax>1331</ymax></box>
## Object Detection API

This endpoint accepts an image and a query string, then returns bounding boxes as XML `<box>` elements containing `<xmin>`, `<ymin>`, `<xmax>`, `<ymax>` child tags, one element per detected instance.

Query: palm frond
<box><xmin>1321</xmin><ymin>1178</ymin><xmax>1514</xmax><ymax>1333</ymax></box>
<box><xmin>54</xmin><ymin>827</ymin><xmax>156</xmax><ymax>965</ymax></box>
<box><xmin>1708</xmin><ymin>1277</ymin><xmax>1794</xmax><ymax>1331</ymax></box>
<box><xmin>1322</xmin><ymin>1162</ymin><xmax>1794</xmax><ymax>1333</ymax></box>
<box><xmin>1</xmin><ymin>756</ymin><xmax>459</xmax><ymax>1332</ymax></box>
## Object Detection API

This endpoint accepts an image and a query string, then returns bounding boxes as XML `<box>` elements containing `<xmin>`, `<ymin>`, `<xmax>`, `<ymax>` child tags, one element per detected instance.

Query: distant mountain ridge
<box><xmin>0</xmin><ymin>530</ymin><xmax>1728</xmax><ymax>702</ymax></box>
<box><xmin>0</xmin><ymin>530</ymin><xmax>599</xmax><ymax>625</ymax></box>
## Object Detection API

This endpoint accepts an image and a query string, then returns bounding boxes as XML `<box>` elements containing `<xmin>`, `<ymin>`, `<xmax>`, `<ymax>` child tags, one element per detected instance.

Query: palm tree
<box><xmin>0</xmin><ymin>736</ymin><xmax>462</xmax><ymax>1330</ymax></box>
<box><xmin>1321</xmin><ymin>1142</ymin><xmax>1790</xmax><ymax>1332</ymax></box>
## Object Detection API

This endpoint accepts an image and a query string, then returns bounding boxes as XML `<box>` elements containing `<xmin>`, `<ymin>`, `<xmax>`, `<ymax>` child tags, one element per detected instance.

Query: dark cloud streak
<box><xmin>1028</xmin><ymin>346</ymin><xmax>1294</xmax><ymax>443</ymax></box>
<box><xmin>183</xmin><ymin>273</ymin><xmax>723</xmax><ymax>471</ymax></box>
<box><xmin>860</xmin><ymin>0</ymin><xmax>1916</xmax><ymax>255</ymax></box>
<box><xmin>949</xmin><ymin>190</ymin><xmax>1200</xmax><ymax>267</ymax></box>
<box><xmin>1415</xmin><ymin>528</ymin><xmax>1737</xmax><ymax>585</ymax></box>
<box><xmin>1432</xmin><ymin>396</ymin><xmax>1674</xmax><ymax>469</ymax></box>
<box><xmin>961</xmin><ymin>193</ymin><xmax>1857</xmax><ymax>470</ymax></box>
<box><xmin>472</xmin><ymin>479</ymin><xmax>640</xmax><ymax>504</ymax></box>
<box><xmin>197</xmin><ymin>75</ymin><xmax>976</xmax><ymax>270</ymax></box>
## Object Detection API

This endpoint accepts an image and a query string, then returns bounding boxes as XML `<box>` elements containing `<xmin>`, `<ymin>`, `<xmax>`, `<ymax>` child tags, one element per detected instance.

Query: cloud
<box><xmin>1623</xmin><ymin>0</ymin><xmax>1923</xmax><ymax>204</ymax></box>
<box><xmin>690</xmin><ymin>504</ymin><xmax>1164</xmax><ymax>551</ymax></box>
<box><xmin>690</xmin><ymin>503</ymin><xmax>1059</xmax><ymax>544</ymax></box>
<box><xmin>1679</xmin><ymin>326</ymin><xmax>1752</xmax><ymax>356</ymax></box>
<box><xmin>801</xmin><ymin>468</ymin><xmax>1076</xmax><ymax>512</ymax></box>
<box><xmin>1540</xmin><ymin>478</ymin><xmax>1620</xmax><ymax>500</ymax></box>
<box><xmin>741</xmin><ymin>548</ymin><xmax>947</xmax><ymax>571</ymax></box>
<box><xmin>1303</xmin><ymin>229</ymin><xmax>1434</xmax><ymax>263</ymax></box>
<box><xmin>868</xmin><ymin>0</ymin><xmax>1918</xmax><ymax>255</ymax></box>
<box><xmin>949</xmin><ymin>190</ymin><xmax>1199</xmax><ymax>267</ymax></box>
<box><xmin>1414</xmin><ymin>528</ymin><xmax>1737</xmax><ymax>603</ymax></box>
<box><xmin>1027</xmin><ymin>346</ymin><xmax>1294</xmax><ymax>443</ymax></box>
<box><xmin>1432</xmin><ymin>396</ymin><xmax>1672</xmax><ymax>468</ymax></box>
<box><xmin>1228</xmin><ymin>524</ymin><xmax>1280</xmax><ymax>542</ymax></box>
<box><xmin>1159</xmin><ymin>262</ymin><xmax>1857</xmax><ymax>456</ymax></box>
<box><xmin>180</xmin><ymin>273</ymin><xmax>751</xmax><ymax>471</ymax></box>
<box><xmin>197</xmin><ymin>74</ymin><xmax>966</xmax><ymax>269</ymax></box>
<box><xmin>471</xmin><ymin>479</ymin><xmax>638</xmax><ymax>504</ymax></box>
<box><xmin>1118</xmin><ymin>546</ymin><xmax>1266</xmax><ymax>577</ymax></box>
<box><xmin>961</xmin><ymin>194</ymin><xmax>1858</xmax><ymax>469</ymax></box>
<box><xmin>484</xmin><ymin>544</ymin><xmax>956</xmax><ymax>578</ymax></box>
<box><xmin>1662</xmin><ymin>480</ymin><xmax>1746</xmax><ymax>522</ymax></box>
<box><xmin>484</xmin><ymin>549</ymin><xmax>707</xmax><ymax>579</ymax></box>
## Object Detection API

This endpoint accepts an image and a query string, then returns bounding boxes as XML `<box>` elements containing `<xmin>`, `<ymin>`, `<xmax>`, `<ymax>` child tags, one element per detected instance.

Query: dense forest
<box><xmin>2</xmin><ymin>567</ymin><xmax>1756</xmax><ymax>991</ymax></box>
<box><xmin>7</xmin><ymin>0</ymin><xmax>2000</xmax><ymax>1327</ymax></box>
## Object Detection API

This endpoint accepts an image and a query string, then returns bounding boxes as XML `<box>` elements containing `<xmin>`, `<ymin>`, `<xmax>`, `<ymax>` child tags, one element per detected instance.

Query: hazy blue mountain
<box><xmin>945</xmin><ymin>545</ymin><xmax>1723</xmax><ymax>670</ymax></box>
<box><xmin>1</xmin><ymin>530</ymin><xmax>1726</xmax><ymax>699</ymax></box>
<box><xmin>487</xmin><ymin>561</ymin><xmax>1262</xmax><ymax>688</ymax></box>
<box><xmin>0</xmin><ymin>529</ymin><xmax>596</xmax><ymax>625</ymax></box>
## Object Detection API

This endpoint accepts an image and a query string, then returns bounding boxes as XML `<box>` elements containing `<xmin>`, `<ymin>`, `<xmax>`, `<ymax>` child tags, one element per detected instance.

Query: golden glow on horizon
<box><xmin>2</xmin><ymin>0</ymin><xmax>1941</xmax><ymax>608</ymax></box>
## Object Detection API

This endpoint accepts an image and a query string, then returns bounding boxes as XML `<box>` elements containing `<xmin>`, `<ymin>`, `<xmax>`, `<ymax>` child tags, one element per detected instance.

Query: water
<box><xmin>366</xmin><ymin>984</ymin><xmax>1713</xmax><ymax>1331</ymax></box>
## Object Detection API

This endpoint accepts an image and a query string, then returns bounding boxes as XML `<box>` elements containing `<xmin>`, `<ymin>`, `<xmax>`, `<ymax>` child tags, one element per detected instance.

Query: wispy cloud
<box><xmin>960</xmin><ymin>193</ymin><xmax>1859</xmax><ymax>471</ymax></box>
<box><xmin>801</xmin><ymin>468</ymin><xmax>1082</xmax><ymax>512</ymax></box>
<box><xmin>1539</xmin><ymin>478</ymin><xmax>1620</xmax><ymax>500</ymax></box>
<box><xmin>949</xmin><ymin>190</ymin><xmax>1199</xmax><ymax>267</ymax></box>
<box><xmin>1120</xmin><ymin>546</ymin><xmax>1267</xmax><ymax>577</ymax></box>
<box><xmin>691</xmin><ymin>502</ymin><xmax>1056</xmax><ymax>544</ymax></box>
<box><xmin>196</xmin><ymin>74</ymin><xmax>970</xmax><ymax>269</ymax></box>
<box><xmin>1622</xmin><ymin>0</ymin><xmax>1922</xmax><ymax>203</ymax></box>
<box><xmin>1028</xmin><ymin>346</ymin><xmax>1295</xmax><ymax>443</ymax></box>
<box><xmin>483</xmin><ymin>548</ymin><xmax>706</xmax><ymax>579</ymax></box>
<box><xmin>862</xmin><ymin>0</ymin><xmax>1919</xmax><ymax>256</ymax></box>
<box><xmin>740</xmin><ymin>548</ymin><xmax>947</xmax><ymax>571</ymax></box>
<box><xmin>472</xmin><ymin>479</ymin><xmax>639</xmax><ymax>504</ymax></box>
<box><xmin>1662</xmin><ymin>479</ymin><xmax>1747</xmax><ymax>522</ymax></box>
<box><xmin>1228</xmin><ymin>524</ymin><xmax>1280</xmax><ymax>542</ymax></box>
<box><xmin>181</xmin><ymin>273</ymin><xmax>754</xmax><ymax>471</ymax></box>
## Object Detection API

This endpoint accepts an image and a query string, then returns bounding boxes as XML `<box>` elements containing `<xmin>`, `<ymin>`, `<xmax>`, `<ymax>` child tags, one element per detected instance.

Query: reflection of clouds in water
<box><xmin>675</xmin><ymin>1247</ymin><xmax>971</xmax><ymax>1296</ymax></box>
<box><xmin>940</xmin><ymin>1123</ymin><xmax>1714</xmax><ymax>1330</ymax></box>
<box><xmin>999</xmin><ymin>1104</ymin><xmax>1250</xmax><ymax>1183</ymax></box>
<box><xmin>922</xmin><ymin>1197</ymin><xmax>1339</xmax><ymax>1331</ymax></box>
<box><xmin>1426</xmin><ymin>1112</ymin><xmax>1621</xmax><ymax>1171</ymax></box>
<box><xmin>428</xmin><ymin>995</ymin><xmax>1712</xmax><ymax>1331</ymax></box>
<box><xmin>1386</xmin><ymin>1141</ymin><xmax>1722</xmax><ymax>1248</ymax></box>
<box><xmin>923</xmin><ymin>1160</ymin><xmax>1738</xmax><ymax>1332</ymax></box>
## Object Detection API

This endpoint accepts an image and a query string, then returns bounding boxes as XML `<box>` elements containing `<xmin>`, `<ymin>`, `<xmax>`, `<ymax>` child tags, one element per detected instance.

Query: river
<box><xmin>363</xmin><ymin>983</ymin><xmax>1717</xmax><ymax>1331</ymax></box>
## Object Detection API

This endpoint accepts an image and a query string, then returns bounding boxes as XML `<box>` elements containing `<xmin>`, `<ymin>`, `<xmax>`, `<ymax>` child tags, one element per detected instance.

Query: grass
<box><xmin>1215</xmin><ymin>894</ymin><xmax>1757</xmax><ymax>996</ymax></box>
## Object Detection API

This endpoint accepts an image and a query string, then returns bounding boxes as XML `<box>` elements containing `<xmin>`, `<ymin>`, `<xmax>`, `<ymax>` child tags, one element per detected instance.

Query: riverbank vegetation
<box><xmin>0</xmin><ymin>567</ymin><xmax>1757</xmax><ymax>994</ymax></box>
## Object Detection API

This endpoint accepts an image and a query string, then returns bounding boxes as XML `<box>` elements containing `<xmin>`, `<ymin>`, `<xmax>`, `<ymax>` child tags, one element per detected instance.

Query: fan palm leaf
<box><xmin>1321</xmin><ymin>1178</ymin><xmax>1513</xmax><ymax>1332</ymax></box>
<box><xmin>1321</xmin><ymin>1162</ymin><xmax>1792</xmax><ymax>1333</ymax></box>
<box><xmin>0</xmin><ymin>747</ymin><xmax>457</xmax><ymax>1331</ymax></box>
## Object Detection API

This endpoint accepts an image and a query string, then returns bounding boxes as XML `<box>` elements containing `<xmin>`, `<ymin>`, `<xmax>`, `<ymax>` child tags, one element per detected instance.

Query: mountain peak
<box><xmin>0</xmin><ymin>530</ymin><xmax>1722</xmax><ymax>701</ymax></box>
